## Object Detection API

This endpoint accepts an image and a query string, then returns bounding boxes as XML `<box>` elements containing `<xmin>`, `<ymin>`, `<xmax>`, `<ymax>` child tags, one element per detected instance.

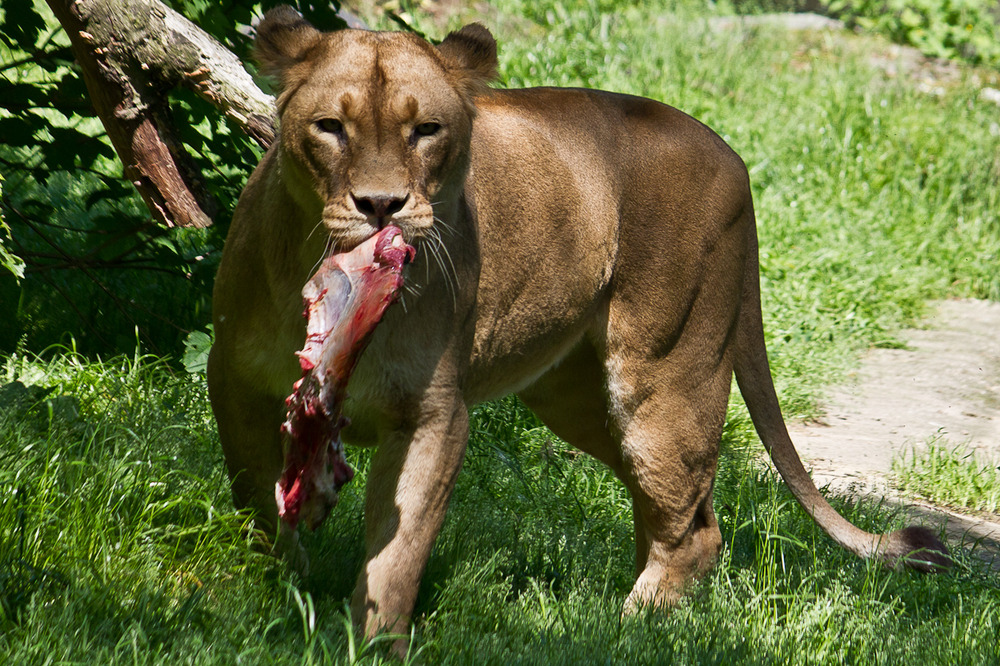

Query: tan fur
<box><xmin>209</xmin><ymin>8</ymin><xmax>948</xmax><ymax>646</ymax></box>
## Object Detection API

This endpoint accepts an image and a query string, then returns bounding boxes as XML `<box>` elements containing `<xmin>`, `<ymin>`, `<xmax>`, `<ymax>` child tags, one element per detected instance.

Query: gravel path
<box><xmin>785</xmin><ymin>299</ymin><xmax>1000</xmax><ymax>563</ymax></box>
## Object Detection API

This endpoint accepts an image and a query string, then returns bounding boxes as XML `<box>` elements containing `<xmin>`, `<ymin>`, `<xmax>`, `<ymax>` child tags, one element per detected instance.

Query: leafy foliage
<box><xmin>181</xmin><ymin>323</ymin><xmax>213</xmax><ymax>375</ymax></box>
<box><xmin>830</xmin><ymin>0</ymin><xmax>1000</xmax><ymax>68</ymax></box>
<box><xmin>0</xmin><ymin>174</ymin><xmax>25</xmax><ymax>281</ymax></box>
<box><xmin>0</xmin><ymin>1</ymin><xmax>342</xmax><ymax>359</ymax></box>
<box><xmin>729</xmin><ymin>0</ymin><xmax>1000</xmax><ymax>69</ymax></box>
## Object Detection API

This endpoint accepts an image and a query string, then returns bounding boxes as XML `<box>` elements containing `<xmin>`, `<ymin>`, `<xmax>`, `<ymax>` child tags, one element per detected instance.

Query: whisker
<box><xmin>389</xmin><ymin>205</ymin><xmax>463</xmax><ymax>308</ymax></box>
<box><xmin>422</xmin><ymin>235</ymin><xmax>432</xmax><ymax>286</ymax></box>
<box><xmin>305</xmin><ymin>218</ymin><xmax>326</xmax><ymax>242</ymax></box>
<box><xmin>431</xmin><ymin>214</ymin><xmax>458</xmax><ymax>236</ymax></box>
<box><xmin>432</xmin><ymin>227</ymin><xmax>460</xmax><ymax>288</ymax></box>
<box><xmin>308</xmin><ymin>235</ymin><xmax>335</xmax><ymax>277</ymax></box>
<box><xmin>423</xmin><ymin>228</ymin><xmax>458</xmax><ymax>308</ymax></box>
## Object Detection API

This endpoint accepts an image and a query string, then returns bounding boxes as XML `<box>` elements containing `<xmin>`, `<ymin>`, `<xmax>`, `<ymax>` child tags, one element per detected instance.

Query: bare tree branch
<box><xmin>43</xmin><ymin>0</ymin><xmax>276</xmax><ymax>229</ymax></box>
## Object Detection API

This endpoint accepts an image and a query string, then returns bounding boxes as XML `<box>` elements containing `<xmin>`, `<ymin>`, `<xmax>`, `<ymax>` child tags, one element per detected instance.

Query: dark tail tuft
<box><xmin>884</xmin><ymin>525</ymin><xmax>951</xmax><ymax>572</ymax></box>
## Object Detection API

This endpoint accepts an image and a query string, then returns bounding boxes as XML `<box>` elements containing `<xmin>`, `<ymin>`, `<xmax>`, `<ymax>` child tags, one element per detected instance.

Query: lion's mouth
<box><xmin>277</xmin><ymin>225</ymin><xmax>416</xmax><ymax>530</ymax></box>
<box><xmin>321</xmin><ymin>202</ymin><xmax>434</xmax><ymax>253</ymax></box>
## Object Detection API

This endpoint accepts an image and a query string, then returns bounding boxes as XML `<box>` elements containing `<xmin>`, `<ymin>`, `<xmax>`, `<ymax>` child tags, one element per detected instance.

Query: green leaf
<box><xmin>899</xmin><ymin>8</ymin><xmax>924</xmax><ymax>29</ymax></box>
<box><xmin>43</xmin><ymin>127</ymin><xmax>111</xmax><ymax>171</ymax></box>
<box><xmin>0</xmin><ymin>174</ymin><xmax>25</xmax><ymax>282</ymax></box>
<box><xmin>0</xmin><ymin>115</ymin><xmax>44</xmax><ymax>147</ymax></box>
<box><xmin>182</xmin><ymin>325</ymin><xmax>214</xmax><ymax>375</ymax></box>
<box><xmin>0</xmin><ymin>0</ymin><xmax>46</xmax><ymax>50</ymax></box>
<box><xmin>84</xmin><ymin>181</ymin><xmax>133</xmax><ymax>210</ymax></box>
<box><xmin>0</xmin><ymin>81</ymin><xmax>50</xmax><ymax>109</ymax></box>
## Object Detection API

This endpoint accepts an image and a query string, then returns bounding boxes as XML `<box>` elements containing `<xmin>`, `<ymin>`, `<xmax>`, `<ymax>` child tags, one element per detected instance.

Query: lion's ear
<box><xmin>254</xmin><ymin>5</ymin><xmax>322</xmax><ymax>83</ymax></box>
<box><xmin>437</xmin><ymin>23</ymin><xmax>498</xmax><ymax>88</ymax></box>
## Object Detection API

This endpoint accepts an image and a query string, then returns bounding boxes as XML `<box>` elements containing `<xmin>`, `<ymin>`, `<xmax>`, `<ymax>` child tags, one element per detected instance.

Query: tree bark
<box><xmin>45</xmin><ymin>0</ymin><xmax>276</xmax><ymax>228</ymax></box>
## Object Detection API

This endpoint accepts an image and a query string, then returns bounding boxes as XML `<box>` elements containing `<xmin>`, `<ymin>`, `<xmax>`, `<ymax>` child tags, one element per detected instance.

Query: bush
<box><xmin>830</xmin><ymin>0</ymin><xmax>1000</xmax><ymax>67</ymax></box>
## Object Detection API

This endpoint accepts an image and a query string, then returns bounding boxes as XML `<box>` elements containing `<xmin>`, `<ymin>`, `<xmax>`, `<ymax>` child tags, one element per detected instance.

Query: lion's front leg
<box><xmin>350</xmin><ymin>389</ymin><xmax>469</xmax><ymax>647</ymax></box>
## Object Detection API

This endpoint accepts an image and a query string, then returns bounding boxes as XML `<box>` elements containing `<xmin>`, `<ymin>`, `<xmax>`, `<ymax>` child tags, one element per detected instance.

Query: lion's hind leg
<box><xmin>603</xmin><ymin>332</ymin><xmax>733</xmax><ymax>611</ymax></box>
<box><xmin>518</xmin><ymin>337</ymin><xmax>726</xmax><ymax>609</ymax></box>
<box><xmin>618</xmin><ymin>392</ymin><xmax>727</xmax><ymax>609</ymax></box>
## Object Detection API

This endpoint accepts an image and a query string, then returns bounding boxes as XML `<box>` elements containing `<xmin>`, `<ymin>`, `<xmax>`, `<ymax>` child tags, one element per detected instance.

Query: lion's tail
<box><xmin>731</xmin><ymin>214</ymin><xmax>950</xmax><ymax>572</ymax></box>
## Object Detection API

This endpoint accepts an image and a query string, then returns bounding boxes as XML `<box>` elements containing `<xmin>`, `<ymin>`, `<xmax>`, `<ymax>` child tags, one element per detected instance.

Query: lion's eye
<box><xmin>316</xmin><ymin>118</ymin><xmax>344</xmax><ymax>135</ymax></box>
<box><xmin>413</xmin><ymin>122</ymin><xmax>441</xmax><ymax>138</ymax></box>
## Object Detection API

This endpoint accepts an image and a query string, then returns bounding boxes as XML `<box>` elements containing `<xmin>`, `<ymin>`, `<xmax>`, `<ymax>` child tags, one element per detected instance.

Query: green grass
<box><xmin>3</xmin><ymin>0</ymin><xmax>1000</xmax><ymax>663</ymax></box>
<box><xmin>2</xmin><ymin>354</ymin><xmax>998</xmax><ymax>664</ymax></box>
<box><xmin>894</xmin><ymin>437</ymin><xmax>1000</xmax><ymax>514</ymax></box>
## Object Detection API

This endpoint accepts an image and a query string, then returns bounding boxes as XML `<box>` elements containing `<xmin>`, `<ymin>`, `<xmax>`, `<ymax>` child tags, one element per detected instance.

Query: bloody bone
<box><xmin>277</xmin><ymin>226</ymin><xmax>415</xmax><ymax>530</ymax></box>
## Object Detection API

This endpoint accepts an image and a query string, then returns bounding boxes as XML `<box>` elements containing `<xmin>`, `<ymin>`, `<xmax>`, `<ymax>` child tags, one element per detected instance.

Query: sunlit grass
<box><xmin>2</xmin><ymin>351</ymin><xmax>999</xmax><ymax>663</ymax></box>
<box><xmin>2</xmin><ymin>0</ymin><xmax>1000</xmax><ymax>663</ymax></box>
<box><xmin>0</xmin><ymin>349</ymin><xmax>419</xmax><ymax>664</ymax></box>
<box><xmin>894</xmin><ymin>437</ymin><xmax>1000</xmax><ymax>515</ymax></box>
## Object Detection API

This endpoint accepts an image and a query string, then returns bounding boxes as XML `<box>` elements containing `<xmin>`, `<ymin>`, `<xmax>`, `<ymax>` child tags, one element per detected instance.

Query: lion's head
<box><xmin>254</xmin><ymin>7</ymin><xmax>498</xmax><ymax>252</ymax></box>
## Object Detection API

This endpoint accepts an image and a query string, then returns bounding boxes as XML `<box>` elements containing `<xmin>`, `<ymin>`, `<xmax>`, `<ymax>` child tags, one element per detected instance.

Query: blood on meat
<box><xmin>277</xmin><ymin>226</ymin><xmax>415</xmax><ymax>530</ymax></box>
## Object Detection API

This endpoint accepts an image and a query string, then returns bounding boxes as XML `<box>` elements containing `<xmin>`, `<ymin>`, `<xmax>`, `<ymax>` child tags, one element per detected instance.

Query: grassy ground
<box><xmin>894</xmin><ymin>438</ymin><xmax>1000</xmax><ymax>515</ymax></box>
<box><xmin>3</xmin><ymin>0</ymin><xmax>1000</xmax><ymax>663</ymax></box>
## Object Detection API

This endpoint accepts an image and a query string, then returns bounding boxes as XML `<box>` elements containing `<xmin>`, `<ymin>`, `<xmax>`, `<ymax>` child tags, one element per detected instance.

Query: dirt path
<box><xmin>786</xmin><ymin>299</ymin><xmax>1000</xmax><ymax>563</ymax></box>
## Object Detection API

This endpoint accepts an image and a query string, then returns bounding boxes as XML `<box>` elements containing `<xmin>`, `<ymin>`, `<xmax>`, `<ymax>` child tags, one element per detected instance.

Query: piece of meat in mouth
<box><xmin>276</xmin><ymin>226</ymin><xmax>415</xmax><ymax>530</ymax></box>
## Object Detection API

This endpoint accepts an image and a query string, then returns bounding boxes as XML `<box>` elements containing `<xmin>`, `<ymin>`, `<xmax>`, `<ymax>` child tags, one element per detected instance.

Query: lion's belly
<box><xmin>466</xmin><ymin>319</ymin><xmax>594</xmax><ymax>403</ymax></box>
<box><xmin>465</xmin><ymin>247</ymin><xmax>612</xmax><ymax>403</ymax></box>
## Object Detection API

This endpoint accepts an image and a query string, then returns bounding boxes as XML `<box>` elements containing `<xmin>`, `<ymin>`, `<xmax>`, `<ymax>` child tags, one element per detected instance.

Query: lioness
<box><xmin>209</xmin><ymin>6</ymin><xmax>948</xmax><ymax>641</ymax></box>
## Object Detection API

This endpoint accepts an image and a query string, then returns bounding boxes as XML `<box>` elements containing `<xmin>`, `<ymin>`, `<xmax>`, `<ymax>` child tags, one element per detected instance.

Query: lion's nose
<box><xmin>351</xmin><ymin>193</ymin><xmax>409</xmax><ymax>225</ymax></box>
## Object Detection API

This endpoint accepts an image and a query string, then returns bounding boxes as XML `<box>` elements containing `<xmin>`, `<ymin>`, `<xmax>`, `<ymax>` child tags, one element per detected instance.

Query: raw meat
<box><xmin>277</xmin><ymin>226</ymin><xmax>415</xmax><ymax>530</ymax></box>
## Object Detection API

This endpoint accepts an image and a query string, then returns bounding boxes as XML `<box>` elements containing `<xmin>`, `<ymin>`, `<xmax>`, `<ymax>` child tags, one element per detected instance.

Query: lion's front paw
<box><xmin>622</xmin><ymin>563</ymin><xmax>684</xmax><ymax>615</ymax></box>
